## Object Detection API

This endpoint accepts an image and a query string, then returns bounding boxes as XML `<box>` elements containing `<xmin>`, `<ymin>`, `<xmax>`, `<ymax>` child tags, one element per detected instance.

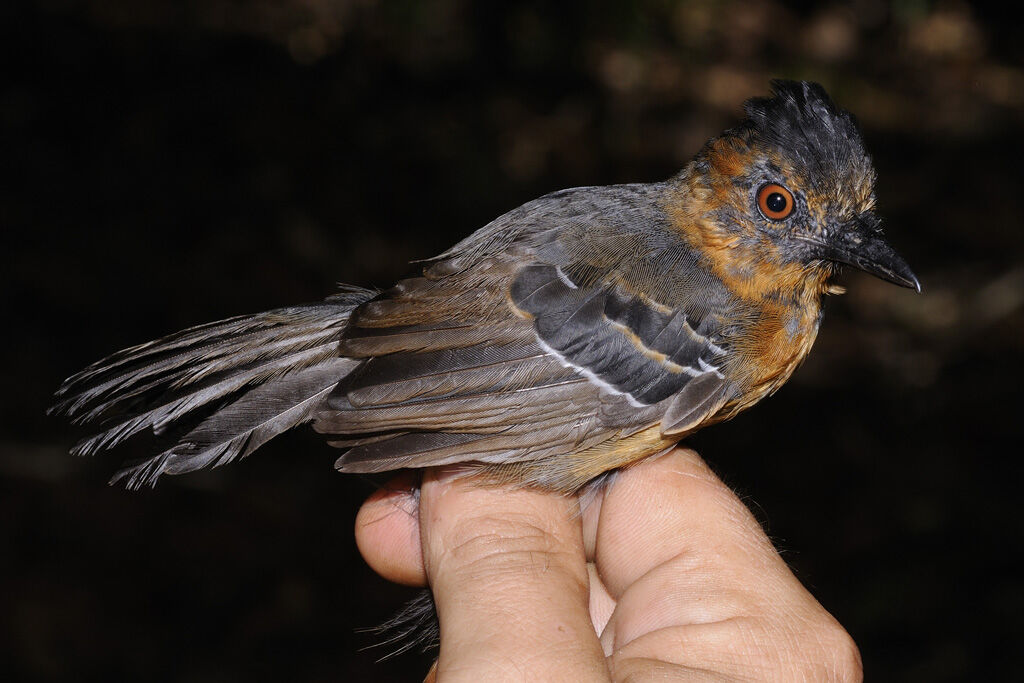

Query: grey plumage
<box><xmin>56</xmin><ymin>81</ymin><xmax>905</xmax><ymax>493</ymax></box>
<box><xmin>510</xmin><ymin>263</ymin><xmax>727</xmax><ymax>405</ymax></box>
<box><xmin>112</xmin><ymin>358</ymin><xmax>359</xmax><ymax>489</ymax></box>
<box><xmin>52</xmin><ymin>178</ymin><xmax>745</xmax><ymax>491</ymax></box>
<box><xmin>51</xmin><ymin>291</ymin><xmax>374</xmax><ymax>488</ymax></box>
<box><xmin>740</xmin><ymin>80</ymin><xmax>872</xmax><ymax>195</ymax></box>
<box><xmin>53</xmin><ymin>176</ymin><xmax>747</xmax><ymax>491</ymax></box>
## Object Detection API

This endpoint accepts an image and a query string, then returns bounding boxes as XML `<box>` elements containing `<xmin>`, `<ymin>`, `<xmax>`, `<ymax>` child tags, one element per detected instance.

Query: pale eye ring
<box><xmin>757</xmin><ymin>183</ymin><xmax>795</xmax><ymax>221</ymax></box>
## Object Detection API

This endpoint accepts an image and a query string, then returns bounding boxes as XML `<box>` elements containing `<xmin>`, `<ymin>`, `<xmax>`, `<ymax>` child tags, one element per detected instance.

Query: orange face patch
<box><xmin>706</xmin><ymin>136</ymin><xmax>750</xmax><ymax>177</ymax></box>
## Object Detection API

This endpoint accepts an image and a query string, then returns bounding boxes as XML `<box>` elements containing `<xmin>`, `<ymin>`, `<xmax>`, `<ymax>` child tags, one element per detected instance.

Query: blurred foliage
<box><xmin>3</xmin><ymin>1</ymin><xmax>1022</xmax><ymax>681</ymax></box>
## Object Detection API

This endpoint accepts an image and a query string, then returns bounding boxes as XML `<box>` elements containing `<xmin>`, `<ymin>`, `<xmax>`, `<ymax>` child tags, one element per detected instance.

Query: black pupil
<box><xmin>766</xmin><ymin>192</ymin><xmax>788</xmax><ymax>213</ymax></box>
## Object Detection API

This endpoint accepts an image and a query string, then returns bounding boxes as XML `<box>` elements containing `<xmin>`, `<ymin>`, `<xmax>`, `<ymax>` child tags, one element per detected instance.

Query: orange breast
<box><xmin>727</xmin><ymin>294</ymin><xmax>823</xmax><ymax>412</ymax></box>
<box><xmin>664</xmin><ymin>187</ymin><xmax>830</xmax><ymax>410</ymax></box>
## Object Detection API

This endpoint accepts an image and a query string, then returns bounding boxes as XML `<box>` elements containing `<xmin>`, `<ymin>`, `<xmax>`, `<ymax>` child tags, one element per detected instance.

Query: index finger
<box><xmin>420</xmin><ymin>469</ymin><xmax>611</xmax><ymax>681</ymax></box>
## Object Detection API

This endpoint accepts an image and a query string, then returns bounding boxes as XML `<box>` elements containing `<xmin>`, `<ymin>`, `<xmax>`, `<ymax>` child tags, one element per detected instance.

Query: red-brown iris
<box><xmin>757</xmin><ymin>183</ymin><xmax>795</xmax><ymax>221</ymax></box>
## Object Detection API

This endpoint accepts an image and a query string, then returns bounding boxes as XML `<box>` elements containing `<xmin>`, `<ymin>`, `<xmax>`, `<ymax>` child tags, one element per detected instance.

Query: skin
<box><xmin>356</xmin><ymin>449</ymin><xmax>863</xmax><ymax>682</ymax></box>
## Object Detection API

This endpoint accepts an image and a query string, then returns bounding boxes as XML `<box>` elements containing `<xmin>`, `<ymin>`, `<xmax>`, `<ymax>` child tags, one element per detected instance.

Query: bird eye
<box><xmin>757</xmin><ymin>183</ymin><xmax>795</xmax><ymax>221</ymax></box>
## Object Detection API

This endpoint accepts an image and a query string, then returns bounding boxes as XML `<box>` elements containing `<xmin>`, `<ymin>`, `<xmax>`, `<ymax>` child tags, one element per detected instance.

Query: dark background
<box><xmin>4</xmin><ymin>1</ymin><xmax>1022</xmax><ymax>680</ymax></box>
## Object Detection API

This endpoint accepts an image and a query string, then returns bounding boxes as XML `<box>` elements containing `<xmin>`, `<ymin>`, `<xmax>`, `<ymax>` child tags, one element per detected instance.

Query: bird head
<box><xmin>686</xmin><ymin>80</ymin><xmax>919</xmax><ymax>294</ymax></box>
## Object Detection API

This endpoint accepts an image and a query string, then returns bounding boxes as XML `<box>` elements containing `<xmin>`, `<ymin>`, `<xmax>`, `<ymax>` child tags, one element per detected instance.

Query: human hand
<box><xmin>355</xmin><ymin>448</ymin><xmax>862</xmax><ymax>681</ymax></box>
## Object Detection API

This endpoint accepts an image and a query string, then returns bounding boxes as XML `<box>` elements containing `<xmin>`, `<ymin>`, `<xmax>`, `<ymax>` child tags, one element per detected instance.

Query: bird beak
<box><xmin>814</xmin><ymin>214</ymin><xmax>921</xmax><ymax>292</ymax></box>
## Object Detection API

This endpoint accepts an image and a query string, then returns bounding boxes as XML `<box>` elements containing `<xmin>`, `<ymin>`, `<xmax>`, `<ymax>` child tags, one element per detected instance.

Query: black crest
<box><xmin>741</xmin><ymin>80</ymin><xmax>871</xmax><ymax>183</ymax></box>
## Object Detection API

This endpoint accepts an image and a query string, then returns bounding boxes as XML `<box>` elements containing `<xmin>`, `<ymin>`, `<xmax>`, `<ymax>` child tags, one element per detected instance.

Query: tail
<box><xmin>50</xmin><ymin>287</ymin><xmax>376</xmax><ymax>488</ymax></box>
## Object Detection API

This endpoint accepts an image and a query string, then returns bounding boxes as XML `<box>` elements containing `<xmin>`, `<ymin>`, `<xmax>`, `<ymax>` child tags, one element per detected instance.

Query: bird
<box><xmin>52</xmin><ymin>80</ymin><xmax>919</xmax><ymax>494</ymax></box>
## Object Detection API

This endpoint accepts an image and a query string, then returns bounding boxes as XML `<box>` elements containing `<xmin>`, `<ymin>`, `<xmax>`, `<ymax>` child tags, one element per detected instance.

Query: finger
<box><xmin>592</xmin><ymin>447</ymin><xmax>783</xmax><ymax>595</ymax></box>
<box><xmin>590</xmin><ymin>448</ymin><xmax>829</xmax><ymax>650</ymax></box>
<box><xmin>354</xmin><ymin>472</ymin><xmax>427</xmax><ymax>586</ymax></box>
<box><xmin>587</xmin><ymin>562</ymin><xmax>616</xmax><ymax>636</ymax></box>
<box><xmin>420</xmin><ymin>469</ymin><xmax>611</xmax><ymax>681</ymax></box>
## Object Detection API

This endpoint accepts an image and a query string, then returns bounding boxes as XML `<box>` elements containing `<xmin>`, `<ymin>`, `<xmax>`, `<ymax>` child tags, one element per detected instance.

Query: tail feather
<box><xmin>61</xmin><ymin>325</ymin><xmax>341</xmax><ymax>423</ymax></box>
<box><xmin>67</xmin><ymin>343</ymin><xmax>337</xmax><ymax>457</ymax></box>
<box><xmin>52</xmin><ymin>288</ymin><xmax>375</xmax><ymax>487</ymax></box>
<box><xmin>110</xmin><ymin>358</ymin><xmax>359</xmax><ymax>489</ymax></box>
<box><xmin>53</xmin><ymin>304</ymin><xmax>357</xmax><ymax>420</ymax></box>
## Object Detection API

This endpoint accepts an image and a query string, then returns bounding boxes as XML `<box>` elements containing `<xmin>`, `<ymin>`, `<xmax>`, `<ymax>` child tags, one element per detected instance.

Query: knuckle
<box><xmin>817</xmin><ymin>623</ymin><xmax>863</xmax><ymax>682</ymax></box>
<box><xmin>782</xmin><ymin>617</ymin><xmax>863</xmax><ymax>682</ymax></box>
<box><xmin>435</xmin><ymin>512</ymin><xmax>582</xmax><ymax>587</ymax></box>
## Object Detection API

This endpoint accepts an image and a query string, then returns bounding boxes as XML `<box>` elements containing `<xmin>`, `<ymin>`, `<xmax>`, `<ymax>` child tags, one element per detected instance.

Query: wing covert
<box><xmin>510</xmin><ymin>263</ymin><xmax>730</xmax><ymax>407</ymax></box>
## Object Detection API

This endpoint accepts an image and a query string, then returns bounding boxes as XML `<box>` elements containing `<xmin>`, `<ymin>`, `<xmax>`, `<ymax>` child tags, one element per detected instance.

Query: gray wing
<box><xmin>510</xmin><ymin>264</ymin><xmax>729</xmax><ymax>406</ymax></box>
<box><xmin>52</xmin><ymin>185</ymin><xmax>742</xmax><ymax>491</ymax></box>
<box><xmin>321</xmin><ymin>184</ymin><xmax>741</xmax><ymax>490</ymax></box>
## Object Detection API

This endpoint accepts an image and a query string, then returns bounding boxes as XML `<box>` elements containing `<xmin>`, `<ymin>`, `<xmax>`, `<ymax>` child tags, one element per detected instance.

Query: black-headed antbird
<box><xmin>52</xmin><ymin>80</ymin><xmax>919</xmax><ymax>493</ymax></box>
